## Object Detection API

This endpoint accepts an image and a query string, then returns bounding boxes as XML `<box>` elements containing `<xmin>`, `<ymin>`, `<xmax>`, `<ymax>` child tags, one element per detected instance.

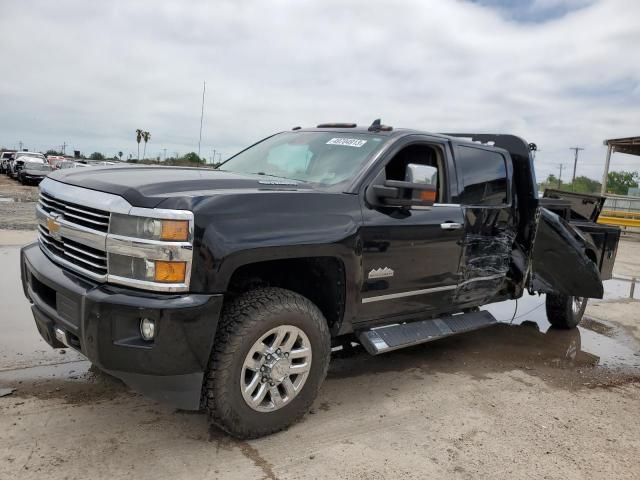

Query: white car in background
<box><xmin>9</xmin><ymin>152</ymin><xmax>46</xmax><ymax>179</ymax></box>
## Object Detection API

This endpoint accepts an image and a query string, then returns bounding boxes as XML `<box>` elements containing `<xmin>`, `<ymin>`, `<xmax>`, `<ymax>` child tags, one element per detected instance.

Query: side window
<box><xmin>456</xmin><ymin>146</ymin><xmax>508</xmax><ymax>206</ymax></box>
<box><xmin>384</xmin><ymin>144</ymin><xmax>443</xmax><ymax>202</ymax></box>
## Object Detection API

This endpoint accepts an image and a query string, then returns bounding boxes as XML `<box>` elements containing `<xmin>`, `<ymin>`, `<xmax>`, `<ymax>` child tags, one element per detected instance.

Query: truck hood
<box><xmin>48</xmin><ymin>166</ymin><xmax>313</xmax><ymax>208</ymax></box>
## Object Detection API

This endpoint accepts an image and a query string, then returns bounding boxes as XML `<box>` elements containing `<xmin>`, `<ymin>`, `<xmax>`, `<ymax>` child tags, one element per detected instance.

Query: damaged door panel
<box><xmin>454</xmin><ymin>207</ymin><xmax>516</xmax><ymax>306</ymax></box>
<box><xmin>531</xmin><ymin>208</ymin><xmax>603</xmax><ymax>299</ymax></box>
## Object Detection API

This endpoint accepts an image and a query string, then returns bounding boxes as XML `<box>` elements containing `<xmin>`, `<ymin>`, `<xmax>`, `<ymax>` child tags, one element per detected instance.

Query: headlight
<box><xmin>105</xmin><ymin>209</ymin><xmax>194</xmax><ymax>291</ymax></box>
<box><xmin>110</xmin><ymin>214</ymin><xmax>190</xmax><ymax>241</ymax></box>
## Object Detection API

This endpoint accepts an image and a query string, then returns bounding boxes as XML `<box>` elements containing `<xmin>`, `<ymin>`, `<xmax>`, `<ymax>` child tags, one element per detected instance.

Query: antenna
<box><xmin>367</xmin><ymin>118</ymin><xmax>393</xmax><ymax>132</ymax></box>
<box><xmin>368</xmin><ymin>119</ymin><xmax>381</xmax><ymax>131</ymax></box>
<box><xmin>198</xmin><ymin>80</ymin><xmax>206</xmax><ymax>158</ymax></box>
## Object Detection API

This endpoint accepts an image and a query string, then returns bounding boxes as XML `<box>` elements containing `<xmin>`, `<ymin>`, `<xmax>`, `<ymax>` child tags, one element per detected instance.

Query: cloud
<box><xmin>0</xmin><ymin>0</ymin><xmax>638</xmax><ymax>181</ymax></box>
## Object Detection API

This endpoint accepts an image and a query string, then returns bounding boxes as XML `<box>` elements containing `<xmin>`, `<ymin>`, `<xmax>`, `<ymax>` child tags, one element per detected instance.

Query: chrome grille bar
<box><xmin>38</xmin><ymin>224</ymin><xmax>107</xmax><ymax>277</ymax></box>
<box><xmin>39</xmin><ymin>191</ymin><xmax>110</xmax><ymax>232</ymax></box>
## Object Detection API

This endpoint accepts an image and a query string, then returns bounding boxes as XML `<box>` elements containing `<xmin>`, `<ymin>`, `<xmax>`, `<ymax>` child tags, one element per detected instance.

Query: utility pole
<box><xmin>569</xmin><ymin>146</ymin><xmax>584</xmax><ymax>190</ymax></box>
<box><xmin>557</xmin><ymin>164</ymin><xmax>564</xmax><ymax>189</ymax></box>
<box><xmin>61</xmin><ymin>142</ymin><xmax>67</xmax><ymax>155</ymax></box>
<box><xmin>198</xmin><ymin>80</ymin><xmax>206</xmax><ymax>158</ymax></box>
<box><xmin>18</xmin><ymin>141</ymin><xmax>23</xmax><ymax>151</ymax></box>
<box><xmin>162</xmin><ymin>148</ymin><xmax>167</xmax><ymax>162</ymax></box>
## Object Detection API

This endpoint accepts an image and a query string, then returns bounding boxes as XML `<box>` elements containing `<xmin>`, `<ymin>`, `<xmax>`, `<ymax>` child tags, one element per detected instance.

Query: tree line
<box><xmin>538</xmin><ymin>171</ymin><xmax>639</xmax><ymax>195</ymax></box>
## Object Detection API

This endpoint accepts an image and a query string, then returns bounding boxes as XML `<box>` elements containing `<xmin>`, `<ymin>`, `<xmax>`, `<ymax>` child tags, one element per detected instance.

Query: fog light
<box><xmin>140</xmin><ymin>318</ymin><xmax>155</xmax><ymax>341</ymax></box>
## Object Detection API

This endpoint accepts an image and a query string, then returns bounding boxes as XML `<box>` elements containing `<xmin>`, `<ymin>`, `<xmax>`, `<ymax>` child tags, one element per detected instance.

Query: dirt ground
<box><xmin>0</xmin><ymin>177</ymin><xmax>639</xmax><ymax>479</ymax></box>
<box><xmin>0</xmin><ymin>174</ymin><xmax>39</xmax><ymax>230</ymax></box>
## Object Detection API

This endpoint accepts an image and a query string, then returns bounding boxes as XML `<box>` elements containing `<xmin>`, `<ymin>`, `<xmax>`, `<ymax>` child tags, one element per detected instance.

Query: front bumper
<box><xmin>20</xmin><ymin>242</ymin><xmax>223</xmax><ymax>410</ymax></box>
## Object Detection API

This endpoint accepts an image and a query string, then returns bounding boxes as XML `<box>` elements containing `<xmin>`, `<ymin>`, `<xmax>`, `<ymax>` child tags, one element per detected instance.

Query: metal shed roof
<box><xmin>604</xmin><ymin>136</ymin><xmax>640</xmax><ymax>156</ymax></box>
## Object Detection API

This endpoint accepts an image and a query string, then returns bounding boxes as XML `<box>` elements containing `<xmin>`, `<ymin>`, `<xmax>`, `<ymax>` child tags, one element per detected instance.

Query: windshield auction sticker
<box><xmin>326</xmin><ymin>138</ymin><xmax>367</xmax><ymax>147</ymax></box>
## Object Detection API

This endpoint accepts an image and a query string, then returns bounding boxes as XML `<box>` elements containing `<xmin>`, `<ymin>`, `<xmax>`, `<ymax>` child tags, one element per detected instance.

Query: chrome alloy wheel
<box><xmin>240</xmin><ymin>325</ymin><xmax>312</xmax><ymax>412</ymax></box>
<box><xmin>572</xmin><ymin>296</ymin><xmax>585</xmax><ymax>315</ymax></box>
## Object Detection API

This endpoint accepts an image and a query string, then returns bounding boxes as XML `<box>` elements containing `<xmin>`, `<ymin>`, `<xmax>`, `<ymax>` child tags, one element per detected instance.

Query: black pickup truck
<box><xmin>20</xmin><ymin>122</ymin><xmax>619</xmax><ymax>438</ymax></box>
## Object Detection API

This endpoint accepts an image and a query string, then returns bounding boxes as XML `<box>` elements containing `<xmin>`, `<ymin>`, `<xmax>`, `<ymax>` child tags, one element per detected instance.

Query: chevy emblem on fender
<box><xmin>47</xmin><ymin>213</ymin><xmax>63</xmax><ymax>241</ymax></box>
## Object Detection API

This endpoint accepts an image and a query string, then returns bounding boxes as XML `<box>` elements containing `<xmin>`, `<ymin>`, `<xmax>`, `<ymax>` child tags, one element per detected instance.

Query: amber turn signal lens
<box><xmin>154</xmin><ymin>261</ymin><xmax>186</xmax><ymax>283</ymax></box>
<box><xmin>160</xmin><ymin>220</ymin><xmax>189</xmax><ymax>241</ymax></box>
<box><xmin>419</xmin><ymin>190</ymin><xmax>436</xmax><ymax>202</ymax></box>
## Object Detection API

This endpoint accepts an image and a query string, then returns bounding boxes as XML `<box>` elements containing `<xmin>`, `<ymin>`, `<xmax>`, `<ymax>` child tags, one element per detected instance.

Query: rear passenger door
<box><xmin>450</xmin><ymin>144</ymin><xmax>516</xmax><ymax>308</ymax></box>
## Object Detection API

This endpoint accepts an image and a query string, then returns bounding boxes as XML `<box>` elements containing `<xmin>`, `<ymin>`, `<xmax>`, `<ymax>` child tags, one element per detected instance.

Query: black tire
<box><xmin>204</xmin><ymin>287</ymin><xmax>331</xmax><ymax>439</ymax></box>
<box><xmin>545</xmin><ymin>293</ymin><xmax>588</xmax><ymax>329</ymax></box>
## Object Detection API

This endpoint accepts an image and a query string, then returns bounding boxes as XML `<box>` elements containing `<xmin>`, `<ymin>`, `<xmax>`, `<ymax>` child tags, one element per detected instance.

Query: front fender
<box><xmin>531</xmin><ymin>208</ymin><xmax>603</xmax><ymax>298</ymax></box>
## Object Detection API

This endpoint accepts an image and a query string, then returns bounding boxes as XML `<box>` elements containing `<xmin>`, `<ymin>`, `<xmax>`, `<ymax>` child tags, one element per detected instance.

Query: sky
<box><xmin>0</xmin><ymin>0</ymin><xmax>639</xmax><ymax>182</ymax></box>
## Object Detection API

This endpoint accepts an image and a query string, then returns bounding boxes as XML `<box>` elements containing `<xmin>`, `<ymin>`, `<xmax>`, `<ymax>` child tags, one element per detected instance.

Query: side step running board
<box><xmin>358</xmin><ymin>310</ymin><xmax>497</xmax><ymax>355</ymax></box>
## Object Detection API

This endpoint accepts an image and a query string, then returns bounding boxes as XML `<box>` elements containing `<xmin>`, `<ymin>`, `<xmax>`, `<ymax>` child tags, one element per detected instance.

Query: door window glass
<box><xmin>456</xmin><ymin>146</ymin><xmax>507</xmax><ymax>205</ymax></box>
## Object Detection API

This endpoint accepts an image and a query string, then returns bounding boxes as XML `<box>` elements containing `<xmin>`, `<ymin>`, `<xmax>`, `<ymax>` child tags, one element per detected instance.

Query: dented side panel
<box><xmin>531</xmin><ymin>208</ymin><xmax>603</xmax><ymax>299</ymax></box>
<box><xmin>454</xmin><ymin>207</ymin><xmax>517</xmax><ymax>306</ymax></box>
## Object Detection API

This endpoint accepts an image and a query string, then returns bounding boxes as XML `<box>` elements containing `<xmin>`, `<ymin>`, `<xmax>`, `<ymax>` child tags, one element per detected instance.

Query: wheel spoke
<box><xmin>281</xmin><ymin>377</ymin><xmax>296</xmax><ymax>398</ymax></box>
<box><xmin>271</xmin><ymin>327</ymin><xmax>287</xmax><ymax>349</ymax></box>
<box><xmin>281</xmin><ymin>330</ymin><xmax>298</xmax><ymax>352</ymax></box>
<box><xmin>252</xmin><ymin>383</ymin><xmax>269</xmax><ymax>405</ymax></box>
<box><xmin>289</xmin><ymin>362</ymin><xmax>310</xmax><ymax>375</ymax></box>
<box><xmin>244</xmin><ymin>372</ymin><xmax>261</xmax><ymax>394</ymax></box>
<box><xmin>243</xmin><ymin>357</ymin><xmax>262</xmax><ymax>372</ymax></box>
<box><xmin>270</xmin><ymin>386</ymin><xmax>284</xmax><ymax>407</ymax></box>
<box><xmin>289</xmin><ymin>346</ymin><xmax>310</xmax><ymax>360</ymax></box>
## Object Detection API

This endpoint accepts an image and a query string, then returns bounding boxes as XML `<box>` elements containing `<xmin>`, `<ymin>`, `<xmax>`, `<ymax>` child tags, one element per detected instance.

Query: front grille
<box><xmin>39</xmin><ymin>191</ymin><xmax>110</xmax><ymax>232</ymax></box>
<box><xmin>38</xmin><ymin>224</ymin><xmax>108</xmax><ymax>276</ymax></box>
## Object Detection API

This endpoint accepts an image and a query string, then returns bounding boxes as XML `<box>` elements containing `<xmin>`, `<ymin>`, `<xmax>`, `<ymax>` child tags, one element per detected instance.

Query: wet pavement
<box><xmin>1</xmin><ymin>244</ymin><xmax>639</xmax><ymax>404</ymax></box>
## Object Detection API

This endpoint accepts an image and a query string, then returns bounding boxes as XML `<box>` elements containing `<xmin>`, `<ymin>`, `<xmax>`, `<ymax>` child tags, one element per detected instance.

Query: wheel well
<box><xmin>227</xmin><ymin>257</ymin><xmax>346</xmax><ymax>330</ymax></box>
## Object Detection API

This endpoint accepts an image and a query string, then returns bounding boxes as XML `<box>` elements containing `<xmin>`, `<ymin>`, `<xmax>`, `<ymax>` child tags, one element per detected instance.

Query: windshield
<box><xmin>25</xmin><ymin>162</ymin><xmax>52</xmax><ymax>171</ymax></box>
<box><xmin>220</xmin><ymin>131</ymin><xmax>385</xmax><ymax>188</ymax></box>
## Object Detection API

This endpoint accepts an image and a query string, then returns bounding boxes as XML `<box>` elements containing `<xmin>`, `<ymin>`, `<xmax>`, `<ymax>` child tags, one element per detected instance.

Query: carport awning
<box><xmin>605</xmin><ymin>136</ymin><xmax>640</xmax><ymax>156</ymax></box>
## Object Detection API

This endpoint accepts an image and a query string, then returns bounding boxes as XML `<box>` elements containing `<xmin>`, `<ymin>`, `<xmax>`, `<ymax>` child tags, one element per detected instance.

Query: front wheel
<box><xmin>545</xmin><ymin>293</ymin><xmax>588</xmax><ymax>329</ymax></box>
<box><xmin>203</xmin><ymin>287</ymin><xmax>331</xmax><ymax>439</ymax></box>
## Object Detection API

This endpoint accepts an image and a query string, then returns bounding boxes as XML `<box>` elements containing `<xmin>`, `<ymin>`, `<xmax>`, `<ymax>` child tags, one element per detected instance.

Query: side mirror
<box><xmin>372</xmin><ymin>163</ymin><xmax>438</xmax><ymax>208</ymax></box>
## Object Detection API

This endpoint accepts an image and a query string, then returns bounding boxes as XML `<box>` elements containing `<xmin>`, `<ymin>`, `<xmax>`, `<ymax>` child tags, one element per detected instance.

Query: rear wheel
<box><xmin>204</xmin><ymin>287</ymin><xmax>331</xmax><ymax>439</ymax></box>
<box><xmin>545</xmin><ymin>293</ymin><xmax>588</xmax><ymax>329</ymax></box>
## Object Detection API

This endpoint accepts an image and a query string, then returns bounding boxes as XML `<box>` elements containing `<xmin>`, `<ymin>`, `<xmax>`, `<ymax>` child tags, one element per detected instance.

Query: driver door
<box><xmin>356</xmin><ymin>139</ymin><xmax>465</xmax><ymax>323</ymax></box>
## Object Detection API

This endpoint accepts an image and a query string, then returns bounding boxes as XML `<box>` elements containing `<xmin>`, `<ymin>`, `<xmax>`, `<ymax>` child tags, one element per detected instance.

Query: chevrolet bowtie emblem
<box><xmin>47</xmin><ymin>213</ymin><xmax>62</xmax><ymax>240</ymax></box>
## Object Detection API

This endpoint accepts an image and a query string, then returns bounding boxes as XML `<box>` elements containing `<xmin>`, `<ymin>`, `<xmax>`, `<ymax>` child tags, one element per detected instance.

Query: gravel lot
<box><xmin>0</xmin><ymin>177</ymin><xmax>638</xmax><ymax>480</ymax></box>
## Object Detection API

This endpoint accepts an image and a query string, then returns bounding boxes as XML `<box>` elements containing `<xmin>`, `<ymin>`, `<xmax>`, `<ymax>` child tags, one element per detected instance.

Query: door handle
<box><xmin>440</xmin><ymin>222</ymin><xmax>463</xmax><ymax>230</ymax></box>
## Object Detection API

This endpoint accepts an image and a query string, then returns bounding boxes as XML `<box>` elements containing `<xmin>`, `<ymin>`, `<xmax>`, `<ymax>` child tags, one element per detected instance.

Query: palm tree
<box><xmin>142</xmin><ymin>131</ymin><xmax>151</xmax><ymax>160</ymax></box>
<box><xmin>135</xmin><ymin>129</ymin><xmax>143</xmax><ymax>160</ymax></box>
<box><xmin>118</xmin><ymin>151</ymin><xmax>123</xmax><ymax>161</ymax></box>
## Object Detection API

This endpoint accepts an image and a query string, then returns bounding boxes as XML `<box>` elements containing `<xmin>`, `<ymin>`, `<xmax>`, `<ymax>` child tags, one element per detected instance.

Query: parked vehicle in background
<box><xmin>56</xmin><ymin>160</ymin><xmax>90</xmax><ymax>170</ymax></box>
<box><xmin>9</xmin><ymin>152</ymin><xmax>46</xmax><ymax>179</ymax></box>
<box><xmin>20</xmin><ymin>123</ymin><xmax>619</xmax><ymax>439</ymax></box>
<box><xmin>18</xmin><ymin>160</ymin><xmax>53</xmax><ymax>185</ymax></box>
<box><xmin>1</xmin><ymin>151</ymin><xmax>16</xmax><ymax>174</ymax></box>
<box><xmin>46</xmin><ymin>155</ymin><xmax>67</xmax><ymax>169</ymax></box>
